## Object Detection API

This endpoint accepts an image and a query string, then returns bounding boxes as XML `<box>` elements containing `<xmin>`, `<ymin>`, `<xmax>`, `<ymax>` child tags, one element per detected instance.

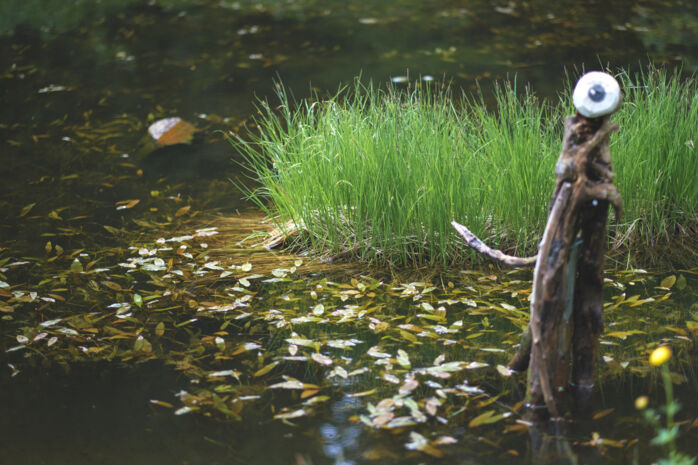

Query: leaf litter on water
<box><xmin>2</xmin><ymin>218</ymin><xmax>696</xmax><ymax>458</ymax></box>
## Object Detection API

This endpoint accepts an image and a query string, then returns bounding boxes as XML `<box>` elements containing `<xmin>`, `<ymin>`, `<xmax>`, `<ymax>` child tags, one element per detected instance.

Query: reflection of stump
<box><xmin>452</xmin><ymin>72</ymin><xmax>622</xmax><ymax>418</ymax></box>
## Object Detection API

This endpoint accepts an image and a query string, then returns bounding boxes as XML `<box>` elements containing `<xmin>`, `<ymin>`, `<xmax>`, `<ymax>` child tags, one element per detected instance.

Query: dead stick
<box><xmin>451</xmin><ymin>221</ymin><xmax>537</xmax><ymax>267</ymax></box>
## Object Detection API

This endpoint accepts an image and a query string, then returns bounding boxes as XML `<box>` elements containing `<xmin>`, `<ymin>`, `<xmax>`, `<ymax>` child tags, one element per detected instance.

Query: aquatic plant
<box><xmin>637</xmin><ymin>346</ymin><xmax>696</xmax><ymax>465</ymax></box>
<box><xmin>235</xmin><ymin>67</ymin><xmax>697</xmax><ymax>266</ymax></box>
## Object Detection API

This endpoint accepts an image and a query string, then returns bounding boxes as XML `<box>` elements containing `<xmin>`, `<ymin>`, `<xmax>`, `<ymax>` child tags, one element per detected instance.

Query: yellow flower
<box><xmin>635</xmin><ymin>396</ymin><xmax>649</xmax><ymax>410</ymax></box>
<box><xmin>649</xmin><ymin>346</ymin><xmax>672</xmax><ymax>366</ymax></box>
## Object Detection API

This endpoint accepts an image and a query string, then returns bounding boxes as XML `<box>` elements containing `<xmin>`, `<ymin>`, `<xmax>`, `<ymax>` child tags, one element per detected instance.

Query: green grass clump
<box><xmin>235</xmin><ymin>68</ymin><xmax>697</xmax><ymax>267</ymax></box>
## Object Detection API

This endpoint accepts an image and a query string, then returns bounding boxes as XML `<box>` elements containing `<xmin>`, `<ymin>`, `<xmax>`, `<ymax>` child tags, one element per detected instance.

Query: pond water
<box><xmin>1</xmin><ymin>1</ymin><xmax>697</xmax><ymax>464</ymax></box>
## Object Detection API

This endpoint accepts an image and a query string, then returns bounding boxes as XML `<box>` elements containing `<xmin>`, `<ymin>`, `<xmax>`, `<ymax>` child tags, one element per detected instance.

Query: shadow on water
<box><xmin>0</xmin><ymin>361</ymin><xmax>336</xmax><ymax>465</ymax></box>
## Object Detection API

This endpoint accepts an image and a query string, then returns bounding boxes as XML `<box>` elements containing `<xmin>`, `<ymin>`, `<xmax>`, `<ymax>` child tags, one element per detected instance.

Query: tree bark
<box><xmin>452</xmin><ymin>113</ymin><xmax>621</xmax><ymax>419</ymax></box>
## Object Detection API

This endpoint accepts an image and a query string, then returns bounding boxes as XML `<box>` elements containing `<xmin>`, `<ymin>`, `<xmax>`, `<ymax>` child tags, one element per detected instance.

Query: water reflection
<box><xmin>320</xmin><ymin>396</ymin><xmax>363</xmax><ymax>465</ymax></box>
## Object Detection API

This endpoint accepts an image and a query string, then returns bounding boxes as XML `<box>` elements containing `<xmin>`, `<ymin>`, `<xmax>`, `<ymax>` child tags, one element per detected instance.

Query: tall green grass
<box><xmin>234</xmin><ymin>68</ymin><xmax>697</xmax><ymax>266</ymax></box>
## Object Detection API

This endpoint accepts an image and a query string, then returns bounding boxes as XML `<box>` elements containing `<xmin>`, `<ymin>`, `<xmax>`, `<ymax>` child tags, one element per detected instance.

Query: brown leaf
<box><xmin>175</xmin><ymin>206</ymin><xmax>191</xmax><ymax>217</ymax></box>
<box><xmin>592</xmin><ymin>408</ymin><xmax>615</xmax><ymax>420</ymax></box>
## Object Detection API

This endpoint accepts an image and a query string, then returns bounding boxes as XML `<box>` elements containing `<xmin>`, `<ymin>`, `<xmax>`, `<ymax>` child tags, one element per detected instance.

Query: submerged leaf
<box><xmin>659</xmin><ymin>275</ymin><xmax>676</xmax><ymax>289</ymax></box>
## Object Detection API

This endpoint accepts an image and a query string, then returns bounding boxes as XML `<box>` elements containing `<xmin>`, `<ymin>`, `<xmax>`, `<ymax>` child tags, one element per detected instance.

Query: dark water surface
<box><xmin>1</xmin><ymin>1</ymin><xmax>698</xmax><ymax>464</ymax></box>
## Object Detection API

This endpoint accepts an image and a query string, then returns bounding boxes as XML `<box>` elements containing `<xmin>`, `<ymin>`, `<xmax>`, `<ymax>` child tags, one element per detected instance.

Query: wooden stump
<box><xmin>452</xmin><ymin>112</ymin><xmax>622</xmax><ymax>419</ymax></box>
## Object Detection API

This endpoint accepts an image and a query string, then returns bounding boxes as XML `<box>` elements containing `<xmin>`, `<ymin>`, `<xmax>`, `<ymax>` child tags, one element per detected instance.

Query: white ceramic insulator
<box><xmin>572</xmin><ymin>71</ymin><xmax>621</xmax><ymax>118</ymax></box>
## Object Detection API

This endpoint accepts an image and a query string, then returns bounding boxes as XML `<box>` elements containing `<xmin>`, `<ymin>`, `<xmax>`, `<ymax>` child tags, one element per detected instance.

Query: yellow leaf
<box><xmin>301</xmin><ymin>389</ymin><xmax>319</xmax><ymax>399</ymax></box>
<box><xmin>592</xmin><ymin>408</ymin><xmax>614</xmax><ymax>420</ymax></box>
<box><xmin>398</xmin><ymin>329</ymin><xmax>418</xmax><ymax>343</ymax></box>
<box><xmin>660</xmin><ymin>275</ymin><xmax>676</xmax><ymax>289</ymax></box>
<box><xmin>155</xmin><ymin>322</ymin><xmax>165</xmax><ymax>337</ymax></box>
<box><xmin>48</xmin><ymin>210</ymin><xmax>62</xmax><ymax>220</ymax></box>
<box><xmin>468</xmin><ymin>410</ymin><xmax>494</xmax><ymax>427</ymax></box>
<box><xmin>115</xmin><ymin>199</ymin><xmax>140</xmax><ymax>209</ymax></box>
<box><xmin>150</xmin><ymin>400</ymin><xmax>174</xmax><ymax>408</ymax></box>
<box><xmin>19</xmin><ymin>202</ymin><xmax>36</xmax><ymax>217</ymax></box>
<box><xmin>175</xmin><ymin>206</ymin><xmax>191</xmax><ymax>217</ymax></box>
<box><xmin>253</xmin><ymin>361</ymin><xmax>278</xmax><ymax>377</ymax></box>
<box><xmin>469</xmin><ymin>410</ymin><xmax>510</xmax><ymax>427</ymax></box>
<box><xmin>347</xmin><ymin>388</ymin><xmax>377</xmax><ymax>398</ymax></box>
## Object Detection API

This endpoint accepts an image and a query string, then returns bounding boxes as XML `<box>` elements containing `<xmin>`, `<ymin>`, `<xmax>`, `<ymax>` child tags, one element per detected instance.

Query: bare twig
<box><xmin>451</xmin><ymin>221</ymin><xmax>537</xmax><ymax>267</ymax></box>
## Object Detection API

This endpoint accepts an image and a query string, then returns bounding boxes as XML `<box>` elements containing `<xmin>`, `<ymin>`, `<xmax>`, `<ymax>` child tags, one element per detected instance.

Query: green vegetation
<box><xmin>236</xmin><ymin>67</ymin><xmax>697</xmax><ymax>266</ymax></box>
<box><xmin>639</xmin><ymin>346</ymin><xmax>696</xmax><ymax>465</ymax></box>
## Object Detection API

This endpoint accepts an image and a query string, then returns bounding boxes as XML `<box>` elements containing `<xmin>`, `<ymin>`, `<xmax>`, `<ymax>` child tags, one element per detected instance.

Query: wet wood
<box><xmin>453</xmin><ymin>113</ymin><xmax>621</xmax><ymax>419</ymax></box>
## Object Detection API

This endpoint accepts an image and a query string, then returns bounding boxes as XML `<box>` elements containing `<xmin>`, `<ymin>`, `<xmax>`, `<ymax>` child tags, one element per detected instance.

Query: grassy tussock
<box><xmin>235</xmin><ymin>68</ymin><xmax>698</xmax><ymax>266</ymax></box>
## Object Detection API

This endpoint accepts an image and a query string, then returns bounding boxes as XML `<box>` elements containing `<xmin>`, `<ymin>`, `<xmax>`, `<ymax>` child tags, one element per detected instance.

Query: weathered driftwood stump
<box><xmin>452</xmin><ymin>72</ymin><xmax>623</xmax><ymax>419</ymax></box>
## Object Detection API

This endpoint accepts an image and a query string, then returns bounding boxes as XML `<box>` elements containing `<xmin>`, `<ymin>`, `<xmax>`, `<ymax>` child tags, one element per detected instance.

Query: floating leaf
<box><xmin>272</xmin><ymin>268</ymin><xmax>288</xmax><ymax>278</ymax></box>
<box><xmin>367</xmin><ymin>346</ymin><xmax>391</xmax><ymax>358</ymax></box>
<box><xmin>150</xmin><ymin>400</ymin><xmax>174</xmax><ymax>408</ymax></box>
<box><xmin>148</xmin><ymin>117</ymin><xmax>197</xmax><ymax>146</ymax></box>
<box><xmin>19</xmin><ymin>202</ymin><xmax>36</xmax><ymax>217</ymax></box>
<box><xmin>174</xmin><ymin>406</ymin><xmax>195</xmax><ymax>415</ymax></box>
<box><xmin>433</xmin><ymin>436</ymin><xmax>457</xmax><ymax>445</ymax></box>
<box><xmin>274</xmin><ymin>409</ymin><xmax>308</xmax><ymax>420</ymax></box>
<box><xmin>329</xmin><ymin>366</ymin><xmax>348</xmax><ymax>379</ymax></box>
<box><xmin>270</xmin><ymin>378</ymin><xmax>310</xmax><ymax>390</ymax></box>
<box><xmin>465</xmin><ymin>361</ymin><xmax>489</xmax><ymax>369</ymax></box>
<box><xmin>592</xmin><ymin>408</ymin><xmax>615</xmax><ymax>420</ymax></box>
<box><xmin>469</xmin><ymin>410</ymin><xmax>510</xmax><ymax>427</ymax></box>
<box><xmin>175</xmin><ymin>206</ymin><xmax>191</xmax><ymax>217</ymax></box>
<box><xmin>311</xmin><ymin>353</ymin><xmax>333</xmax><ymax>366</ymax></box>
<box><xmin>70</xmin><ymin>258</ymin><xmax>83</xmax><ymax>273</ymax></box>
<box><xmin>312</xmin><ymin>304</ymin><xmax>325</xmax><ymax>316</ymax></box>
<box><xmin>286</xmin><ymin>337</ymin><xmax>318</xmax><ymax>348</ymax></box>
<box><xmin>405</xmin><ymin>432</ymin><xmax>428</xmax><ymax>451</ymax></box>
<box><xmin>398</xmin><ymin>378</ymin><xmax>419</xmax><ymax>394</ymax></box>
<box><xmin>208</xmin><ymin>370</ymin><xmax>241</xmax><ymax>378</ymax></box>
<box><xmin>253</xmin><ymin>361</ymin><xmax>279</xmax><ymax>377</ymax></box>
<box><xmin>496</xmin><ymin>364</ymin><xmax>513</xmax><ymax>377</ymax></box>
<box><xmin>605</xmin><ymin>330</ymin><xmax>645</xmax><ymax>339</ymax></box>
<box><xmin>231</xmin><ymin>342</ymin><xmax>262</xmax><ymax>355</ymax></box>
<box><xmin>348</xmin><ymin>388</ymin><xmax>377</xmax><ymax>398</ymax></box>
<box><xmin>659</xmin><ymin>275</ymin><xmax>676</xmax><ymax>289</ymax></box>
<box><xmin>396</xmin><ymin>349</ymin><xmax>411</xmax><ymax>368</ymax></box>
<box><xmin>115</xmin><ymin>199</ymin><xmax>140</xmax><ymax>210</ymax></box>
